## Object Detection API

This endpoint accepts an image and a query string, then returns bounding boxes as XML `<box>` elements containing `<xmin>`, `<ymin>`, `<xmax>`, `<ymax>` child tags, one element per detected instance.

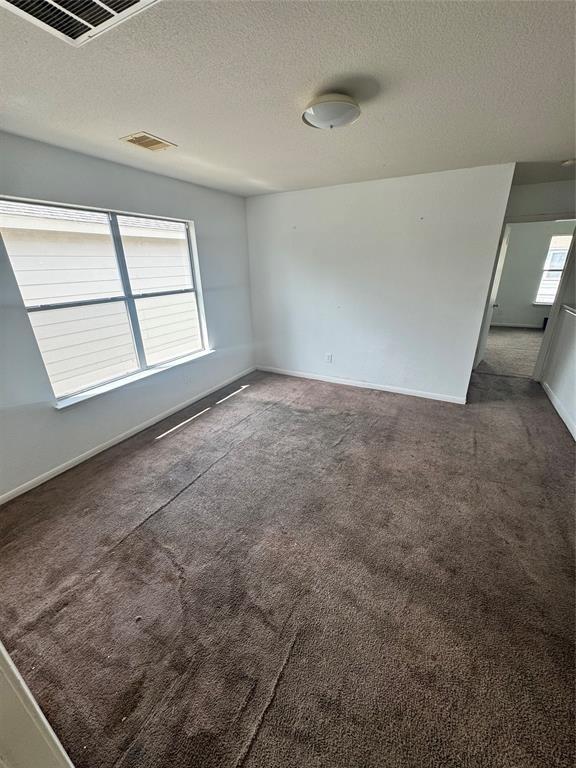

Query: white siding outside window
<box><xmin>117</xmin><ymin>215</ymin><xmax>194</xmax><ymax>294</ymax></box>
<box><xmin>136</xmin><ymin>293</ymin><xmax>202</xmax><ymax>366</ymax></box>
<box><xmin>28</xmin><ymin>304</ymin><xmax>139</xmax><ymax>397</ymax></box>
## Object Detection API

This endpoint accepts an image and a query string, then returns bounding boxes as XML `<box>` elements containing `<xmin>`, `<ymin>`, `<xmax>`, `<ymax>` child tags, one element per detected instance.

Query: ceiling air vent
<box><xmin>0</xmin><ymin>0</ymin><xmax>160</xmax><ymax>46</ymax></box>
<box><xmin>121</xmin><ymin>132</ymin><xmax>177</xmax><ymax>151</ymax></box>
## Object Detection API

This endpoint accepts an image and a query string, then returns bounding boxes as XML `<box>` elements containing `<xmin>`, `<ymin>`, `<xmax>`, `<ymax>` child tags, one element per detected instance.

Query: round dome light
<box><xmin>302</xmin><ymin>93</ymin><xmax>361</xmax><ymax>129</ymax></box>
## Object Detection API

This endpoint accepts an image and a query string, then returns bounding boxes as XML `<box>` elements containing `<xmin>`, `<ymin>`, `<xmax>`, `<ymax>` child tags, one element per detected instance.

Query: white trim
<box><xmin>0</xmin><ymin>194</ymin><xmax>195</xmax><ymax>226</ymax></box>
<box><xmin>256</xmin><ymin>366</ymin><xmax>466</xmax><ymax>404</ymax></box>
<box><xmin>55</xmin><ymin>349</ymin><xmax>214</xmax><ymax>409</ymax></box>
<box><xmin>0</xmin><ymin>641</ymin><xmax>74</xmax><ymax>768</ymax></box>
<box><xmin>542</xmin><ymin>382</ymin><xmax>576</xmax><ymax>440</ymax></box>
<box><xmin>0</xmin><ymin>367</ymin><xmax>256</xmax><ymax>507</ymax></box>
<box><xmin>187</xmin><ymin>221</ymin><xmax>210</xmax><ymax>354</ymax></box>
<box><xmin>473</xmin><ymin>223</ymin><xmax>512</xmax><ymax>369</ymax></box>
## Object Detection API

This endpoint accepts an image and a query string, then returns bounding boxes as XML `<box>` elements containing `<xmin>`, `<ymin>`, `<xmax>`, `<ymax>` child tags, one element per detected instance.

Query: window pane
<box><xmin>117</xmin><ymin>215</ymin><xmax>193</xmax><ymax>295</ymax></box>
<box><xmin>536</xmin><ymin>234</ymin><xmax>573</xmax><ymax>304</ymax></box>
<box><xmin>29</xmin><ymin>302</ymin><xmax>139</xmax><ymax>398</ymax></box>
<box><xmin>535</xmin><ymin>270</ymin><xmax>562</xmax><ymax>304</ymax></box>
<box><xmin>546</xmin><ymin>250</ymin><xmax>568</xmax><ymax>270</ymax></box>
<box><xmin>135</xmin><ymin>293</ymin><xmax>202</xmax><ymax>366</ymax></box>
<box><xmin>0</xmin><ymin>201</ymin><xmax>123</xmax><ymax>307</ymax></box>
<box><xmin>543</xmin><ymin>235</ymin><xmax>572</xmax><ymax>270</ymax></box>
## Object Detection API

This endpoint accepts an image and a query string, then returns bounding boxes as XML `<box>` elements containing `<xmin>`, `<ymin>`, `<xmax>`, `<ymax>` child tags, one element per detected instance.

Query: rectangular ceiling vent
<box><xmin>120</xmin><ymin>132</ymin><xmax>177</xmax><ymax>151</ymax></box>
<box><xmin>0</xmin><ymin>0</ymin><xmax>160</xmax><ymax>46</ymax></box>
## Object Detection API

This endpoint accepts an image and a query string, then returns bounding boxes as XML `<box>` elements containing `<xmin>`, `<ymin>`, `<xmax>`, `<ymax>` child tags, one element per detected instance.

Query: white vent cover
<box><xmin>0</xmin><ymin>0</ymin><xmax>159</xmax><ymax>46</ymax></box>
<box><xmin>120</xmin><ymin>131</ymin><xmax>177</xmax><ymax>151</ymax></box>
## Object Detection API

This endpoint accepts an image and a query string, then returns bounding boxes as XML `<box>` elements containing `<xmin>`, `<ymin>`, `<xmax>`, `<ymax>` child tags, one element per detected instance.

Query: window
<box><xmin>0</xmin><ymin>200</ymin><xmax>205</xmax><ymax>400</ymax></box>
<box><xmin>534</xmin><ymin>234</ymin><xmax>573</xmax><ymax>305</ymax></box>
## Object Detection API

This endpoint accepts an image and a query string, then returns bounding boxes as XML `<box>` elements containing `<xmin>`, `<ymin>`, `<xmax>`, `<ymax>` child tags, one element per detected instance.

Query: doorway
<box><xmin>475</xmin><ymin>219</ymin><xmax>575</xmax><ymax>379</ymax></box>
<box><xmin>477</xmin><ymin>327</ymin><xmax>544</xmax><ymax>378</ymax></box>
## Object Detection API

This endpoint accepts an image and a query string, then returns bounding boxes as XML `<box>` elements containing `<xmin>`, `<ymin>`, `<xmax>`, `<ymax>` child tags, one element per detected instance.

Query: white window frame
<box><xmin>1</xmin><ymin>197</ymin><xmax>210</xmax><ymax>406</ymax></box>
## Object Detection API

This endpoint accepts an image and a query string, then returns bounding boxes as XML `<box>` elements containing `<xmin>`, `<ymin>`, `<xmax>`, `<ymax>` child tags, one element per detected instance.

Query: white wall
<box><xmin>538</xmin><ymin>245</ymin><xmax>576</xmax><ymax>439</ymax></box>
<box><xmin>492</xmin><ymin>220</ymin><xmax>575</xmax><ymax>328</ymax></box>
<box><xmin>542</xmin><ymin>305</ymin><xmax>576</xmax><ymax>439</ymax></box>
<box><xmin>247</xmin><ymin>164</ymin><xmax>514</xmax><ymax>403</ymax></box>
<box><xmin>0</xmin><ymin>640</ymin><xmax>74</xmax><ymax>768</ymax></box>
<box><xmin>506</xmin><ymin>180</ymin><xmax>575</xmax><ymax>221</ymax></box>
<box><xmin>0</xmin><ymin>132</ymin><xmax>253</xmax><ymax>502</ymax></box>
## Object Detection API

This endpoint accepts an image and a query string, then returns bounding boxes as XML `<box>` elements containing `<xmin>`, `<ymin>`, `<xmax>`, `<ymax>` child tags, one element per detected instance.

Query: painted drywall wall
<box><xmin>0</xmin><ymin>131</ymin><xmax>253</xmax><ymax>502</ymax></box>
<box><xmin>247</xmin><ymin>164</ymin><xmax>514</xmax><ymax>403</ymax></box>
<box><xmin>542</xmin><ymin>305</ymin><xmax>576</xmax><ymax>439</ymax></box>
<box><xmin>492</xmin><ymin>220</ymin><xmax>575</xmax><ymax>328</ymax></box>
<box><xmin>506</xmin><ymin>180</ymin><xmax>575</xmax><ymax>220</ymax></box>
<box><xmin>538</xmin><ymin>245</ymin><xmax>576</xmax><ymax>438</ymax></box>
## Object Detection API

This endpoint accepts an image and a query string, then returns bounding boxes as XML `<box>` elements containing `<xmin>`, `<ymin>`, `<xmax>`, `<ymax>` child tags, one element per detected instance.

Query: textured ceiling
<box><xmin>513</xmin><ymin>161</ymin><xmax>575</xmax><ymax>186</ymax></box>
<box><xmin>0</xmin><ymin>1</ymin><xmax>574</xmax><ymax>196</ymax></box>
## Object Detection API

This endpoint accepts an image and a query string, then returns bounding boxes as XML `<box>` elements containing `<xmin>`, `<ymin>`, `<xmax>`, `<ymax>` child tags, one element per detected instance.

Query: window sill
<box><xmin>532</xmin><ymin>302</ymin><xmax>553</xmax><ymax>307</ymax></box>
<box><xmin>54</xmin><ymin>349</ymin><xmax>214</xmax><ymax>410</ymax></box>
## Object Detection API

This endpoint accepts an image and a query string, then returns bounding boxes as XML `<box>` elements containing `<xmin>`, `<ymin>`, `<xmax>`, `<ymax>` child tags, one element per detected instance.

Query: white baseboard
<box><xmin>542</xmin><ymin>382</ymin><xmax>576</xmax><ymax>440</ymax></box>
<box><xmin>0</xmin><ymin>367</ymin><xmax>256</xmax><ymax>508</ymax></box>
<box><xmin>256</xmin><ymin>366</ymin><xmax>466</xmax><ymax>405</ymax></box>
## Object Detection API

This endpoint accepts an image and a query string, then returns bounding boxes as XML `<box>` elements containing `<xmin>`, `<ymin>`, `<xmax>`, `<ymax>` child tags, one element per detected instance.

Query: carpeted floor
<box><xmin>0</xmin><ymin>371</ymin><xmax>574</xmax><ymax>768</ymax></box>
<box><xmin>476</xmin><ymin>327</ymin><xmax>544</xmax><ymax>378</ymax></box>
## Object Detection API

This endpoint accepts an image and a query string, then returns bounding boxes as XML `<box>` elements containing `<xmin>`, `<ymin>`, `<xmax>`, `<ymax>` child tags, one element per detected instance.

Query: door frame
<box><xmin>473</xmin><ymin>223</ymin><xmax>511</xmax><ymax>368</ymax></box>
<box><xmin>533</xmin><ymin>232</ymin><xmax>575</xmax><ymax>380</ymax></box>
<box><xmin>473</xmin><ymin>211</ymin><xmax>576</xmax><ymax>376</ymax></box>
<box><xmin>0</xmin><ymin>641</ymin><xmax>74</xmax><ymax>768</ymax></box>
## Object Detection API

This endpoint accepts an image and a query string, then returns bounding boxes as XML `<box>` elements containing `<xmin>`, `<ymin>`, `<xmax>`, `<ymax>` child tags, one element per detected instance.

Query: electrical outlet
<box><xmin>324</xmin><ymin>353</ymin><xmax>333</xmax><ymax>364</ymax></box>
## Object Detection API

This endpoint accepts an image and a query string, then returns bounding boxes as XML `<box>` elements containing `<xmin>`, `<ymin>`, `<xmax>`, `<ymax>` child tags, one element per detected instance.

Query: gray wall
<box><xmin>0</xmin><ymin>132</ymin><xmax>254</xmax><ymax>502</ymax></box>
<box><xmin>247</xmin><ymin>164</ymin><xmax>514</xmax><ymax>404</ymax></box>
<box><xmin>506</xmin><ymin>180</ymin><xmax>575</xmax><ymax>220</ymax></box>
<box><xmin>542</xmin><ymin>305</ymin><xmax>576</xmax><ymax>439</ymax></box>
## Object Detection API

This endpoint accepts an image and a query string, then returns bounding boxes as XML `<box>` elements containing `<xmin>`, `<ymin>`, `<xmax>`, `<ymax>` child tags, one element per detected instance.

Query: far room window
<box><xmin>534</xmin><ymin>234</ymin><xmax>573</xmax><ymax>305</ymax></box>
<box><xmin>0</xmin><ymin>200</ymin><xmax>205</xmax><ymax>400</ymax></box>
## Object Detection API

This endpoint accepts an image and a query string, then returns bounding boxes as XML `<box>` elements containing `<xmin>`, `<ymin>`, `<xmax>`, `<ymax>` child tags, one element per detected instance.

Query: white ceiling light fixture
<box><xmin>302</xmin><ymin>93</ymin><xmax>361</xmax><ymax>130</ymax></box>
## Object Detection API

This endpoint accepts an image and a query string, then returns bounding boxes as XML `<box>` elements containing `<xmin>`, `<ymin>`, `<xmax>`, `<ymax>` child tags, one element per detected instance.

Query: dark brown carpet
<box><xmin>476</xmin><ymin>327</ymin><xmax>544</xmax><ymax>378</ymax></box>
<box><xmin>0</xmin><ymin>371</ymin><xmax>574</xmax><ymax>768</ymax></box>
